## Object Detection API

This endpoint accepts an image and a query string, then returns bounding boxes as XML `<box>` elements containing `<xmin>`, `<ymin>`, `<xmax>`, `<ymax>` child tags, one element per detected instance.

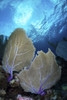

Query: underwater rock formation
<box><xmin>2</xmin><ymin>28</ymin><xmax>35</xmax><ymax>80</ymax></box>
<box><xmin>18</xmin><ymin>49</ymin><xmax>61</xmax><ymax>95</ymax></box>
<box><xmin>56</xmin><ymin>40</ymin><xmax>67</xmax><ymax>61</ymax></box>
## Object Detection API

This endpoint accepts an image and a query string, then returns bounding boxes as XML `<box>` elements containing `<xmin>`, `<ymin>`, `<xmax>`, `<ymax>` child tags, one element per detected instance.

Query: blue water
<box><xmin>0</xmin><ymin>0</ymin><xmax>67</xmax><ymax>54</ymax></box>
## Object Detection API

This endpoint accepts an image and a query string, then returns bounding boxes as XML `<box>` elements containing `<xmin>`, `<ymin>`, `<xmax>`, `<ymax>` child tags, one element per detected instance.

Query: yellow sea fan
<box><xmin>18</xmin><ymin>49</ymin><xmax>61</xmax><ymax>95</ymax></box>
<box><xmin>2</xmin><ymin>28</ymin><xmax>35</xmax><ymax>81</ymax></box>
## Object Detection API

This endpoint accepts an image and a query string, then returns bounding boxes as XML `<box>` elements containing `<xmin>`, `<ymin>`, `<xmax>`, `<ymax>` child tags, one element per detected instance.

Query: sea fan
<box><xmin>2</xmin><ymin>28</ymin><xmax>35</xmax><ymax>81</ymax></box>
<box><xmin>17</xmin><ymin>49</ymin><xmax>61</xmax><ymax>95</ymax></box>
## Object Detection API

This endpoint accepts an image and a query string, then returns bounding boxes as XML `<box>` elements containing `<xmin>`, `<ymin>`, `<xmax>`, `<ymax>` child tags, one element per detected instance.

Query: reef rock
<box><xmin>0</xmin><ymin>66</ymin><xmax>7</xmax><ymax>90</ymax></box>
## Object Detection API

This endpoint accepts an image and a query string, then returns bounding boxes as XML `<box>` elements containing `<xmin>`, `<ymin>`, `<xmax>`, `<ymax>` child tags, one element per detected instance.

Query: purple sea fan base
<box><xmin>5</xmin><ymin>48</ymin><xmax>13</xmax><ymax>82</ymax></box>
<box><xmin>7</xmin><ymin>65</ymin><xmax>13</xmax><ymax>82</ymax></box>
<box><xmin>32</xmin><ymin>71</ymin><xmax>57</xmax><ymax>96</ymax></box>
<box><xmin>8</xmin><ymin>71</ymin><xmax>13</xmax><ymax>82</ymax></box>
<box><xmin>30</xmin><ymin>81</ymin><xmax>46</xmax><ymax>96</ymax></box>
<box><xmin>37</xmin><ymin>88</ymin><xmax>46</xmax><ymax>96</ymax></box>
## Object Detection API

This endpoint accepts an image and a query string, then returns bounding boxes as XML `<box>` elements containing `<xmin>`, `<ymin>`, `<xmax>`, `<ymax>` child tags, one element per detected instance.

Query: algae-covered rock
<box><xmin>0</xmin><ymin>89</ymin><xmax>6</xmax><ymax>96</ymax></box>
<box><xmin>18</xmin><ymin>49</ymin><xmax>61</xmax><ymax>95</ymax></box>
<box><xmin>2</xmin><ymin>28</ymin><xmax>35</xmax><ymax>74</ymax></box>
<box><xmin>0</xmin><ymin>66</ymin><xmax>7</xmax><ymax>90</ymax></box>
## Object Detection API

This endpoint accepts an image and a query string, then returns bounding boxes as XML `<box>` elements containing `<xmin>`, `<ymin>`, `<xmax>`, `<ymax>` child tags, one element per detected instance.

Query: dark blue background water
<box><xmin>0</xmin><ymin>0</ymin><xmax>67</xmax><ymax>54</ymax></box>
